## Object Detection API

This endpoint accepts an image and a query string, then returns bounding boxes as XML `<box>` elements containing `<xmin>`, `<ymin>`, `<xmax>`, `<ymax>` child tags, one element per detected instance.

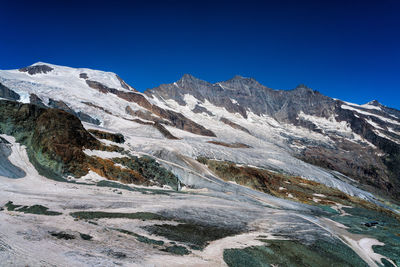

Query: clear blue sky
<box><xmin>0</xmin><ymin>0</ymin><xmax>399</xmax><ymax>109</ymax></box>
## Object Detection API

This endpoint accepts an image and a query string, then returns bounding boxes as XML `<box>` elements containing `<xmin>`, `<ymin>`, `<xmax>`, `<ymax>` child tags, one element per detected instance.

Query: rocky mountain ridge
<box><xmin>147</xmin><ymin>73</ymin><xmax>400</xmax><ymax>200</ymax></box>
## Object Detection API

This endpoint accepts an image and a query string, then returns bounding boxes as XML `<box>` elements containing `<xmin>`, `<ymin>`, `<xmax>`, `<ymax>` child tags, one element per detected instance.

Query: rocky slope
<box><xmin>0</xmin><ymin>100</ymin><xmax>180</xmax><ymax>188</ymax></box>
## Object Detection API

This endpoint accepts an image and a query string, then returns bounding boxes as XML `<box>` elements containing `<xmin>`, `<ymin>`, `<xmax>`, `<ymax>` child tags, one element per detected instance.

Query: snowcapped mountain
<box><xmin>1</xmin><ymin>62</ymin><xmax>400</xmax><ymax>198</ymax></box>
<box><xmin>1</xmin><ymin>62</ymin><xmax>400</xmax><ymax>266</ymax></box>
<box><xmin>147</xmin><ymin>72</ymin><xmax>400</xmax><ymax>199</ymax></box>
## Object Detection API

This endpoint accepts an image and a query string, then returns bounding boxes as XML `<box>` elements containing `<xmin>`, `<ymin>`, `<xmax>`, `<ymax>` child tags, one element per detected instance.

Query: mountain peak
<box><xmin>19</xmin><ymin>63</ymin><xmax>54</xmax><ymax>75</ymax></box>
<box><xmin>232</xmin><ymin>75</ymin><xmax>245</xmax><ymax>80</ymax></box>
<box><xmin>179</xmin><ymin>73</ymin><xmax>199</xmax><ymax>81</ymax></box>
<box><xmin>366</xmin><ymin>99</ymin><xmax>381</xmax><ymax>106</ymax></box>
<box><xmin>176</xmin><ymin>74</ymin><xmax>210</xmax><ymax>88</ymax></box>
<box><xmin>227</xmin><ymin>75</ymin><xmax>255</xmax><ymax>82</ymax></box>
<box><xmin>295</xmin><ymin>84</ymin><xmax>311</xmax><ymax>90</ymax></box>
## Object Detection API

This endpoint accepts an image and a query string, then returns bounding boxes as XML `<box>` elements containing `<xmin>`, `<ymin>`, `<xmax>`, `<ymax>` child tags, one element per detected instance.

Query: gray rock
<box><xmin>0</xmin><ymin>82</ymin><xmax>20</xmax><ymax>101</ymax></box>
<box><xmin>48</xmin><ymin>98</ymin><xmax>101</xmax><ymax>125</ymax></box>
<box><xmin>19</xmin><ymin>64</ymin><xmax>53</xmax><ymax>75</ymax></box>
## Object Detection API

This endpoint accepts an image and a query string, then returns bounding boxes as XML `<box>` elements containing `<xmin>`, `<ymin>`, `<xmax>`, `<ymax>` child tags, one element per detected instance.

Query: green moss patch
<box><xmin>4</xmin><ymin>201</ymin><xmax>21</xmax><ymax>211</ymax></box>
<box><xmin>49</xmin><ymin>231</ymin><xmax>75</xmax><ymax>240</ymax></box>
<box><xmin>144</xmin><ymin>223</ymin><xmax>241</xmax><ymax>250</ymax></box>
<box><xmin>113</xmin><ymin>228</ymin><xmax>164</xmax><ymax>246</ymax></box>
<box><xmin>4</xmin><ymin>201</ymin><xmax>61</xmax><ymax>215</ymax></box>
<box><xmin>161</xmin><ymin>245</ymin><xmax>190</xmax><ymax>255</ymax></box>
<box><xmin>112</xmin><ymin>156</ymin><xmax>181</xmax><ymax>190</ymax></box>
<box><xmin>79</xmin><ymin>233</ymin><xmax>93</xmax><ymax>240</ymax></box>
<box><xmin>331</xmin><ymin>207</ymin><xmax>400</xmax><ymax>266</ymax></box>
<box><xmin>223</xmin><ymin>239</ymin><xmax>367</xmax><ymax>267</ymax></box>
<box><xmin>70</xmin><ymin>211</ymin><xmax>170</xmax><ymax>221</ymax></box>
<box><xmin>113</xmin><ymin>228</ymin><xmax>191</xmax><ymax>255</ymax></box>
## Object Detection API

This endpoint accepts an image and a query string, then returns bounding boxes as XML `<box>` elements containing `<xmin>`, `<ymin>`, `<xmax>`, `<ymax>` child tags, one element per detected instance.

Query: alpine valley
<box><xmin>0</xmin><ymin>62</ymin><xmax>399</xmax><ymax>267</ymax></box>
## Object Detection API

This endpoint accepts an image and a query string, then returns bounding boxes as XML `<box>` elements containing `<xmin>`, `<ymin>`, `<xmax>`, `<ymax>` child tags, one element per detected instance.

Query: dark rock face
<box><xmin>125</xmin><ymin>106</ymin><xmax>165</xmax><ymax>123</ymax></box>
<box><xmin>86</xmin><ymin>79</ymin><xmax>215</xmax><ymax>137</ymax></box>
<box><xmin>48</xmin><ymin>98</ymin><xmax>101</xmax><ymax>125</ymax></box>
<box><xmin>207</xmin><ymin>141</ymin><xmax>251</xmax><ymax>148</ymax></box>
<box><xmin>0</xmin><ymin>100</ymin><xmax>101</xmax><ymax>179</ymax></box>
<box><xmin>299</xmin><ymin>139</ymin><xmax>391</xmax><ymax>196</ymax></box>
<box><xmin>153</xmin><ymin>122</ymin><xmax>179</xmax><ymax>140</ymax></box>
<box><xmin>86</xmin><ymin>80</ymin><xmax>112</xmax><ymax>93</ymax></box>
<box><xmin>88</xmin><ymin>129</ymin><xmax>125</xmax><ymax>143</ymax></box>
<box><xmin>79</xmin><ymin>73</ymin><xmax>88</xmax><ymax>79</ymax></box>
<box><xmin>48</xmin><ymin>98</ymin><xmax>75</xmax><ymax>114</ymax></box>
<box><xmin>220</xmin><ymin>117</ymin><xmax>250</xmax><ymax>134</ymax></box>
<box><xmin>331</xmin><ymin>103</ymin><xmax>400</xmax><ymax>198</ymax></box>
<box><xmin>29</xmin><ymin>94</ymin><xmax>47</xmax><ymax>108</ymax></box>
<box><xmin>115</xmin><ymin>74</ymin><xmax>134</xmax><ymax>91</ymax></box>
<box><xmin>19</xmin><ymin>64</ymin><xmax>54</xmax><ymax>75</ymax></box>
<box><xmin>125</xmin><ymin>106</ymin><xmax>179</xmax><ymax>139</ymax></box>
<box><xmin>192</xmin><ymin>104</ymin><xmax>213</xmax><ymax>116</ymax></box>
<box><xmin>82</xmin><ymin>101</ymin><xmax>113</xmax><ymax>115</ymax></box>
<box><xmin>76</xmin><ymin>112</ymin><xmax>101</xmax><ymax>125</ymax></box>
<box><xmin>0</xmin><ymin>82</ymin><xmax>20</xmax><ymax>101</ymax></box>
<box><xmin>30</xmin><ymin>107</ymin><xmax>102</xmax><ymax>177</ymax></box>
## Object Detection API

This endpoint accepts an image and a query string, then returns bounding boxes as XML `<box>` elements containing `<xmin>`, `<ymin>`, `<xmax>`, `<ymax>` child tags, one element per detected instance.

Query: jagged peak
<box><xmin>294</xmin><ymin>84</ymin><xmax>311</xmax><ymax>90</ymax></box>
<box><xmin>292</xmin><ymin>84</ymin><xmax>320</xmax><ymax>95</ymax></box>
<box><xmin>178</xmin><ymin>73</ymin><xmax>201</xmax><ymax>82</ymax></box>
<box><xmin>176</xmin><ymin>74</ymin><xmax>211</xmax><ymax>87</ymax></box>
<box><xmin>231</xmin><ymin>75</ymin><xmax>246</xmax><ymax>80</ymax></box>
<box><xmin>220</xmin><ymin>75</ymin><xmax>261</xmax><ymax>86</ymax></box>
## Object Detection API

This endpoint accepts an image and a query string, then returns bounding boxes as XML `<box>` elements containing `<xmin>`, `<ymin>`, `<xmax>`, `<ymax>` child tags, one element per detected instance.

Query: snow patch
<box><xmin>83</xmin><ymin>149</ymin><xmax>125</xmax><ymax>159</ymax></box>
<box><xmin>341</xmin><ymin>105</ymin><xmax>400</xmax><ymax>126</ymax></box>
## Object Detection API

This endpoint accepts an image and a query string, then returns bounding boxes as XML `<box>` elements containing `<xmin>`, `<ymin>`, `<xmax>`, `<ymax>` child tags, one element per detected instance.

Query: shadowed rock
<box><xmin>29</xmin><ymin>94</ymin><xmax>47</xmax><ymax>108</ymax></box>
<box><xmin>192</xmin><ymin>104</ymin><xmax>213</xmax><ymax>116</ymax></box>
<box><xmin>88</xmin><ymin>129</ymin><xmax>125</xmax><ymax>143</ymax></box>
<box><xmin>79</xmin><ymin>73</ymin><xmax>88</xmax><ymax>79</ymax></box>
<box><xmin>115</xmin><ymin>74</ymin><xmax>134</xmax><ymax>91</ymax></box>
<box><xmin>220</xmin><ymin>117</ymin><xmax>250</xmax><ymax>134</ymax></box>
<box><xmin>19</xmin><ymin>64</ymin><xmax>54</xmax><ymax>75</ymax></box>
<box><xmin>0</xmin><ymin>82</ymin><xmax>20</xmax><ymax>101</ymax></box>
<box><xmin>48</xmin><ymin>98</ymin><xmax>100</xmax><ymax>125</ymax></box>
<box><xmin>207</xmin><ymin>141</ymin><xmax>251</xmax><ymax>148</ymax></box>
